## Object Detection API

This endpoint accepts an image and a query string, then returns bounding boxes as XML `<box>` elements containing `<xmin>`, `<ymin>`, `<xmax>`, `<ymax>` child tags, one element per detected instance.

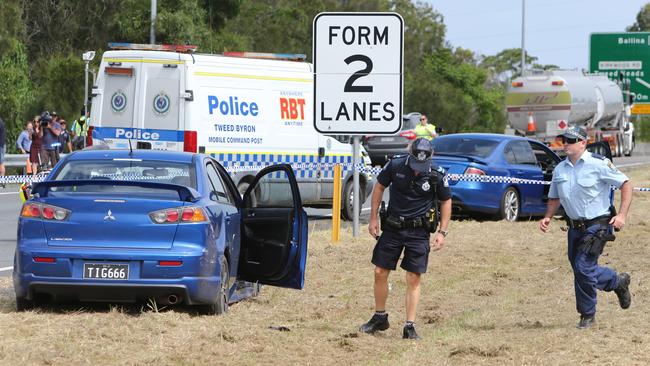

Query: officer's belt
<box><xmin>565</xmin><ymin>215</ymin><xmax>610</xmax><ymax>231</ymax></box>
<box><xmin>385</xmin><ymin>214</ymin><xmax>429</xmax><ymax>229</ymax></box>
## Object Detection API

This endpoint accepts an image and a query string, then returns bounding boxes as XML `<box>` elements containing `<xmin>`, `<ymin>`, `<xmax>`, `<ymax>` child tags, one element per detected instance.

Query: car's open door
<box><xmin>237</xmin><ymin>164</ymin><xmax>308</xmax><ymax>289</ymax></box>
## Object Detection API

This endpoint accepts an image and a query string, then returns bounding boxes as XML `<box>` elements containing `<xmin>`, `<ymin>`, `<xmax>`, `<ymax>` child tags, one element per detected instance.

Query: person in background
<box><xmin>41</xmin><ymin>112</ymin><xmax>61</xmax><ymax>168</ymax></box>
<box><xmin>414</xmin><ymin>114</ymin><xmax>437</xmax><ymax>141</ymax></box>
<box><xmin>0</xmin><ymin>116</ymin><xmax>6</xmax><ymax>188</ymax></box>
<box><xmin>58</xmin><ymin>120</ymin><xmax>72</xmax><ymax>153</ymax></box>
<box><xmin>16</xmin><ymin>121</ymin><xmax>34</xmax><ymax>174</ymax></box>
<box><xmin>72</xmin><ymin>109</ymin><xmax>89</xmax><ymax>150</ymax></box>
<box><xmin>29</xmin><ymin>117</ymin><xmax>43</xmax><ymax>175</ymax></box>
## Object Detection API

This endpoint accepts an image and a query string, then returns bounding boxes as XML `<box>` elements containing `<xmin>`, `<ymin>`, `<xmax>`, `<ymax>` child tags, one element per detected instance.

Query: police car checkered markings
<box><xmin>3</xmin><ymin>167</ymin><xmax>650</xmax><ymax>191</ymax></box>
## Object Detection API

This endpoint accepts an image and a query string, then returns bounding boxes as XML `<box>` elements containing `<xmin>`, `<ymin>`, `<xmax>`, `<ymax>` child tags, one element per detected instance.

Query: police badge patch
<box><xmin>422</xmin><ymin>181</ymin><xmax>430</xmax><ymax>191</ymax></box>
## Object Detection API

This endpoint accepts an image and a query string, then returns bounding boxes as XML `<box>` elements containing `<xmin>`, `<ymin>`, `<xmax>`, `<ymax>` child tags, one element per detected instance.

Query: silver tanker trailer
<box><xmin>506</xmin><ymin>69</ymin><xmax>635</xmax><ymax>157</ymax></box>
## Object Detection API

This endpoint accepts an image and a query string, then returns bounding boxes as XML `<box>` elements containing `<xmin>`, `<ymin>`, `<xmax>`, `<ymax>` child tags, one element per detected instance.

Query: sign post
<box><xmin>590</xmin><ymin>32</ymin><xmax>650</xmax><ymax>114</ymax></box>
<box><xmin>313</xmin><ymin>12</ymin><xmax>403</xmax><ymax>237</ymax></box>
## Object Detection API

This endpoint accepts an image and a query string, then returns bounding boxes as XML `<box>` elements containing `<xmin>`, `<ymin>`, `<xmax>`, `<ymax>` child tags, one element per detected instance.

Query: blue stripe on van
<box><xmin>94</xmin><ymin>127</ymin><xmax>184</xmax><ymax>142</ymax></box>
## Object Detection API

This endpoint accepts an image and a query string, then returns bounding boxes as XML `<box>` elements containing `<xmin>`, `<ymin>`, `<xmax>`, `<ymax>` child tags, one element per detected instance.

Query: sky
<box><xmin>428</xmin><ymin>0</ymin><xmax>649</xmax><ymax>70</ymax></box>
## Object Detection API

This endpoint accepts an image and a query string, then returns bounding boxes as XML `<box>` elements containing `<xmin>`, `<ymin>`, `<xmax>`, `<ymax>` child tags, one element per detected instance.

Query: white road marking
<box><xmin>0</xmin><ymin>266</ymin><xmax>13</xmax><ymax>272</ymax></box>
<box><xmin>0</xmin><ymin>192</ymin><xmax>18</xmax><ymax>195</ymax></box>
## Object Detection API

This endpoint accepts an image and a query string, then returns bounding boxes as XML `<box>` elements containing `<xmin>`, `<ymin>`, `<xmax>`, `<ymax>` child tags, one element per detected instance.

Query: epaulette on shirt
<box><xmin>435</xmin><ymin>166</ymin><xmax>446</xmax><ymax>175</ymax></box>
<box><xmin>590</xmin><ymin>153</ymin><xmax>606</xmax><ymax>160</ymax></box>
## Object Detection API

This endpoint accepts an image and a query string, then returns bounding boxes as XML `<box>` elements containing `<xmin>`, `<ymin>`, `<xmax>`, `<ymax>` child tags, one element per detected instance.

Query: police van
<box><xmin>88</xmin><ymin>43</ymin><xmax>373</xmax><ymax>219</ymax></box>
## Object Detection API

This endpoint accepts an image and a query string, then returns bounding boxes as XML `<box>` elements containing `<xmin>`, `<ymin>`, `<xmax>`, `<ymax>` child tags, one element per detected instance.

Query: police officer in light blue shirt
<box><xmin>539</xmin><ymin>126</ymin><xmax>633</xmax><ymax>329</ymax></box>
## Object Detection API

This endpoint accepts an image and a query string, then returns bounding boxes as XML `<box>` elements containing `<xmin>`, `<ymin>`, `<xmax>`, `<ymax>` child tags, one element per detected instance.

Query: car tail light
<box><xmin>21</xmin><ymin>203</ymin><xmax>70</xmax><ymax>221</ymax></box>
<box><xmin>464</xmin><ymin>167</ymin><xmax>486</xmax><ymax>175</ymax></box>
<box><xmin>33</xmin><ymin>257</ymin><xmax>56</xmax><ymax>263</ymax></box>
<box><xmin>399</xmin><ymin>130</ymin><xmax>417</xmax><ymax>140</ymax></box>
<box><xmin>159</xmin><ymin>260</ymin><xmax>182</xmax><ymax>266</ymax></box>
<box><xmin>184</xmin><ymin>130</ymin><xmax>197</xmax><ymax>152</ymax></box>
<box><xmin>149</xmin><ymin>206</ymin><xmax>207</xmax><ymax>224</ymax></box>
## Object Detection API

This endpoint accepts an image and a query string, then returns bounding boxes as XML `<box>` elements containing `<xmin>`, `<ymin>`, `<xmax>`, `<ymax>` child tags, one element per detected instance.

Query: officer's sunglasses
<box><xmin>562</xmin><ymin>137</ymin><xmax>580</xmax><ymax>145</ymax></box>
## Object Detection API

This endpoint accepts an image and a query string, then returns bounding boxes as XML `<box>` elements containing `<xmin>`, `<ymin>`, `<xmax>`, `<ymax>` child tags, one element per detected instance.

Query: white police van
<box><xmin>89</xmin><ymin>43</ymin><xmax>373</xmax><ymax>219</ymax></box>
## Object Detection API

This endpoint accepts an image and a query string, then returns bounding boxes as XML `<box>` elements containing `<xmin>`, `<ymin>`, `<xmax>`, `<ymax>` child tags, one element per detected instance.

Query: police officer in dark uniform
<box><xmin>539</xmin><ymin>126</ymin><xmax>633</xmax><ymax>329</ymax></box>
<box><xmin>359</xmin><ymin>138</ymin><xmax>452</xmax><ymax>340</ymax></box>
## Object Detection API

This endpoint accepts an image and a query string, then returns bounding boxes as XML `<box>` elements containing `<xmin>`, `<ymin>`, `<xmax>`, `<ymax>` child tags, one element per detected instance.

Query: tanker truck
<box><xmin>506</xmin><ymin>69</ymin><xmax>635</xmax><ymax>157</ymax></box>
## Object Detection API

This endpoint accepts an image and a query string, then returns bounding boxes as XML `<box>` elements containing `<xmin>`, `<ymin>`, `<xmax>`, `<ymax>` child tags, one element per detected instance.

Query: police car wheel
<box><xmin>499</xmin><ymin>187</ymin><xmax>520</xmax><ymax>222</ymax></box>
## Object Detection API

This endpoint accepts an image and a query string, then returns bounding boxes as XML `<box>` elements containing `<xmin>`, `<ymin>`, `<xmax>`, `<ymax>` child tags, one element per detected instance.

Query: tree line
<box><xmin>4</xmin><ymin>0</ymin><xmax>644</xmax><ymax>153</ymax></box>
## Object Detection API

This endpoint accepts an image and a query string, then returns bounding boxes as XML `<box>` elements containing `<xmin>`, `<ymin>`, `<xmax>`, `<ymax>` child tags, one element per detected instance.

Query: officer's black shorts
<box><xmin>372</xmin><ymin>227</ymin><xmax>430</xmax><ymax>273</ymax></box>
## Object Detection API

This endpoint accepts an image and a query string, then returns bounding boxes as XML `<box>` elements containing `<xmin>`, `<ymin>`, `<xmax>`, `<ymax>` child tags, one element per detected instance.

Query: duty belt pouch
<box><xmin>385</xmin><ymin>215</ymin><xmax>403</xmax><ymax>230</ymax></box>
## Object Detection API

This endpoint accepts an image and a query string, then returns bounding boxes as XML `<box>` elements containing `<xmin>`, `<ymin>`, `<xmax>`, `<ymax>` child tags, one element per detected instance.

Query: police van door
<box><xmin>139</xmin><ymin>60</ymin><xmax>184</xmax><ymax>151</ymax></box>
<box><xmin>97</xmin><ymin>60</ymin><xmax>142</xmax><ymax>147</ymax></box>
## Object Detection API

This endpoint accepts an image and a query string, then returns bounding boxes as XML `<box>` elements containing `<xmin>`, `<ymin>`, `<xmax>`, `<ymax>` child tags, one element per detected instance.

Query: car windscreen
<box><xmin>51</xmin><ymin>159</ymin><xmax>196</xmax><ymax>194</ymax></box>
<box><xmin>431</xmin><ymin>137</ymin><xmax>500</xmax><ymax>158</ymax></box>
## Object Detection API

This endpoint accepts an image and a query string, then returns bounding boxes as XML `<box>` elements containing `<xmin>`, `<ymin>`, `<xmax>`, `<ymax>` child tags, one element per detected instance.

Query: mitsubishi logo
<box><xmin>104</xmin><ymin>209</ymin><xmax>116</xmax><ymax>221</ymax></box>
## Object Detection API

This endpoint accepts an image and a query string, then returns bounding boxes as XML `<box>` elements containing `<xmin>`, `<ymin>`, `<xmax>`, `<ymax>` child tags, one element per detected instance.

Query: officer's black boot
<box><xmin>402</xmin><ymin>323</ymin><xmax>421</xmax><ymax>340</ymax></box>
<box><xmin>359</xmin><ymin>313</ymin><xmax>389</xmax><ymax>334</ymax></box>
<box><xmin>614</xmin><ymin>272</ymin><xmax>631</xmax><ymax>309</ymax></box>
<box><xmin>576</xmin><ymin>314</ymin><xmax>596</xmax><ymax>329</ymax></box>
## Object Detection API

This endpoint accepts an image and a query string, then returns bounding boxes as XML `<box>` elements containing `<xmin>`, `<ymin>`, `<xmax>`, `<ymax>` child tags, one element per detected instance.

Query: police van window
<box><xmin>508</xmin><ymin>141</ymin><xmax>537</xmax><ymax>165</ymax></box>
<box><xmin>206</xmin><ymin>163</ymin><xmax>231</xmax><ymax>204</ymax></box>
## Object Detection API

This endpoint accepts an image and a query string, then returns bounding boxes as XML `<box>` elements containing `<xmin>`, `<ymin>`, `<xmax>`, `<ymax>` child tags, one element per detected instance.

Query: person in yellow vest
<box><xmin>71</xmin><ymin>110</ymin><xmax>89</xmax><ymax>150</ymax></box>
<box><xmin>414</xmin><ymin>114</ymin><xmax>437</xmax><ymax>140</ymax></box>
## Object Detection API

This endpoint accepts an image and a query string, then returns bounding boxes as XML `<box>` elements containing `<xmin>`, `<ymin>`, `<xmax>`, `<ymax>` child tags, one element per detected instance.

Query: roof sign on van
<box><xmin>108</xmin><ymin>42</ymin><xmax>198</xmax><ymax>53</ymax></box>
<box><xmin>223</xmin><ymin>52</ymin><xmax>306</xmax><ymax>62</ymax></box>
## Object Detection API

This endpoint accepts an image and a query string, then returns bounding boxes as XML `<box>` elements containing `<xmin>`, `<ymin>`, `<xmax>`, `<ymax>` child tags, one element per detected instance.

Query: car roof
<box><xmin>65</xmin><ymin>149</ymin><xmax>197</xmax><ymax>163</ymax></box>
<box><xmin>436</xmin><ymin>133</ymin><xmax>534</xmax><ymax>143</ymax></box>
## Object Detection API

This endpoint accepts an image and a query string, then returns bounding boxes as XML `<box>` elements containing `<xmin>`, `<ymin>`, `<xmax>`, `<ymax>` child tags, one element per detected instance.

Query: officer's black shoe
<box><xmin>402</xmin><ymin>324</ymin><xmax>421</xmax><ymax>340</ymax></box>
<box><xmin>359</xmin><ymin>313</ymin><xmax>389</xmax><ymax>334</ymax></box>
<box><xmin>614</xmin><ymin>272</ymin><xmax>631</xmax><ymax>309</ymax></box>
<box><xmin>576</xmin><ymin>315</ymin><xmax>596</xmax><ymax>329</ymax></box>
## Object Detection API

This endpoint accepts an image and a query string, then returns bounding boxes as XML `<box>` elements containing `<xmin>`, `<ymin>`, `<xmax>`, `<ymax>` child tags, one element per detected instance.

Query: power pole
<box><xmin>150</xmin><ymin>0</ymin><xmax>157</xmax><ymax>44</ymax></box>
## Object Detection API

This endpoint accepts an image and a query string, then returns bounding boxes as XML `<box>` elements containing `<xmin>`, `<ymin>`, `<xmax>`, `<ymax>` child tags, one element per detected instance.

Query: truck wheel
<box><xmin>499</xmin><ymin>187</ymin><xmax>520</xmax><ymax>222</ymax></box>
<box><xmin>625</xmin><ymin>137</ymin><xmax>634</xmax><ymax>157</ymax></box>
<box><xmin>237</xmin><ymin>181</ymin><xmax>250</xmax><ymax>197</ymax></box>
<box><xmin>198</xmin><ymin>256</ymin><xmax>229</xmax><ymax>315</ymax></box>
<box><xmin>341</xmin><ymin>181</ymin><xmax>355</xmax><ymax>221</ymax></box>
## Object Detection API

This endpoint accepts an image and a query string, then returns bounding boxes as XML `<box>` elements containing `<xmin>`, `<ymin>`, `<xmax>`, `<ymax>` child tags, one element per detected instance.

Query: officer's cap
<box><xmin>408</xmin><ymin>138</ymin><xmax>433</xmax><ymax>173</ymax></box>
<box><xmin>560</xmin><ymin>126</ymin><xmax>587</xmax><ymax>141</ymax></box>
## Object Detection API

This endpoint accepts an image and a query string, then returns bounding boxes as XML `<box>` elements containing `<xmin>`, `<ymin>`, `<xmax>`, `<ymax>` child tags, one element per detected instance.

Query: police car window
<box><xmin>503</xmin><ymin>145</ymin><xmax>517</xmax><ymax>164</ymax></box>
<box><xmin>529</xmin><ymin>142</ymin><xmax>558</xmax><ymax>171</ymax></box>
<box><xmin>508</xmin><ymin>141</ymin><xmax>537</xmax><ymax>165</ymax></box>
<box><xmin>206</xmin><ymin>163</ymin><xmax>231</xmax><ymax>204</ymax></box>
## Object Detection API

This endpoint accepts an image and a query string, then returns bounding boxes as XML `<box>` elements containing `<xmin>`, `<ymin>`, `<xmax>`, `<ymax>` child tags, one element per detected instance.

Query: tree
<box><xmin>627</xmin><ymin>3</ymin><xmax>650</xmax><ymax>31</ymax></box>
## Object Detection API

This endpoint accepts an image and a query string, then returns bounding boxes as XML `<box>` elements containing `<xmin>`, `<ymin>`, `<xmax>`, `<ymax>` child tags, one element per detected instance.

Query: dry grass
<box><xmin>1</xmin><ymin>168</ymin><xmax>650</xmax><ymax>365</ymax></box>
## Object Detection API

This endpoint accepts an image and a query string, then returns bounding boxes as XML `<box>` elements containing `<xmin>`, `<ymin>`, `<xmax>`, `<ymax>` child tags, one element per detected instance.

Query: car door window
<box><xmin>503</xmin><ymin>144</ymin><xmax>517</xmax><ymax>164</ymax></box>
<box><xmin>206</xmin><ymin>163</ymin><xmax>232</xmax><ymax>204</ymax></box>
<box><xmin>508</xmin><ymin>141</ymin><xmax>537</xmax><ymax>165</ymax></box>
<box><xmin>212</xmin><ymin>159</ymin><xmax>240</xmax><ymax>205</ymax></box>
<box><xmin>528</xmin><ymin>141</ymin><xmax>558</xmax><ymax>172</ymax></box>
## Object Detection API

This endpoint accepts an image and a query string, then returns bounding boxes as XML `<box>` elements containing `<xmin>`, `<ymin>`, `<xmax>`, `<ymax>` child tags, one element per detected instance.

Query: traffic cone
<box><xmin>526</xmin><ymin>112</ymin><xmax>536</xmax><ymax>135</ymax></box>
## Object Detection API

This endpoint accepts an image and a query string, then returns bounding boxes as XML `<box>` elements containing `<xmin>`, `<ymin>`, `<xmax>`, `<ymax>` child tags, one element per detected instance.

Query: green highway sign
<box><xmin>589</xmin><ymin>32</ymin><xmax>650</xmax><ymax>106</ymax></box>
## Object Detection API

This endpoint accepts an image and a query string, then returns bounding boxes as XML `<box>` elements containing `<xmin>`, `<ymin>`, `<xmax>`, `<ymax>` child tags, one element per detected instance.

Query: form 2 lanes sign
<box><xmin>313</xmin><ymin>13</ymin><xmax>403</xmax><ymax>135</ymax></box>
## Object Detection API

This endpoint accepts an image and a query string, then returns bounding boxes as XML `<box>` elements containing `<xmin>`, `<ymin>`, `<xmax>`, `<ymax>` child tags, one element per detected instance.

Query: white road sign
<box><xmin>313</xmin><ymin>12</ymin><xmax>403</xmax><ymax>135</ymax></box>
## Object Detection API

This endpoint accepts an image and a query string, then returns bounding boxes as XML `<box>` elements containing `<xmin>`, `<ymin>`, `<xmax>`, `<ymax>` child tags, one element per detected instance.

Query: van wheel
<box><xmin>341</xmin><ymin>181</ymin><xmax>355</xmax><ymax>221</ymax></box>
<box><xmin>499</xmin><ymin>187</ymin><xmax>520</xmax><ymax>222</ymax></box>
<box><xmin>198</xmin><ymin>257</ymin><xmax>229</xmax><ymax>315</ymax></box>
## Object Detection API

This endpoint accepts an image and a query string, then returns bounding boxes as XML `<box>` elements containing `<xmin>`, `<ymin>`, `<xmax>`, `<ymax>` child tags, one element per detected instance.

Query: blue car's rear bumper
<box><xmin>13</xmin><ymin>246</ymin><xmax>223</xmax><ymax>305</ymax></box>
